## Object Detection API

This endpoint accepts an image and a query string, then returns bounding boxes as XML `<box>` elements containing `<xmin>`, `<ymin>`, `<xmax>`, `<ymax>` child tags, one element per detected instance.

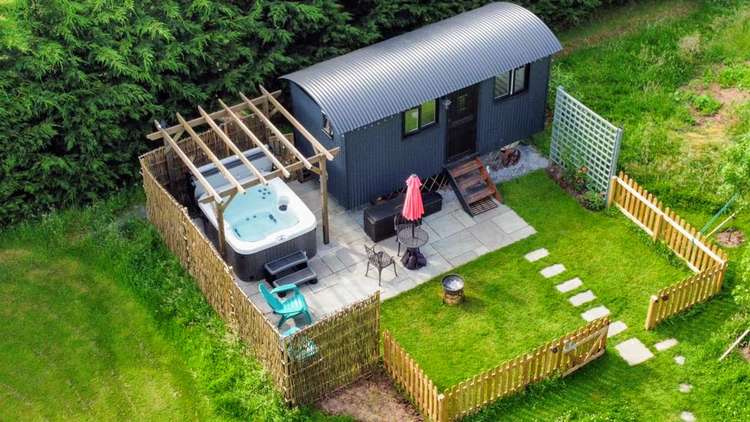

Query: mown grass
<box><xmin>381</xmin><ymin>172</ymin><xmax>690</xmax><ymax>389</ymax></box>
<box><xmin>541</xmin><ymin>0</ymin><xmax>750</xmax><ymax>211</ymax></box>
<box><xmin>0</xmin><ymin>192</ymin><xmax>345</xmax><ymax>421</ymax></box>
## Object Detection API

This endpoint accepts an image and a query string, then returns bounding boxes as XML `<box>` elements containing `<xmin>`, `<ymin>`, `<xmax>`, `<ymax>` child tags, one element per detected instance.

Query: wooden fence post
<box><xmin>437</xmin><ymin>393</ymin><xmax>447</xmax><ymax>422</ymax></box>
<box><xmin>645</xmin><ymin>295</ymin><xmax>659</xmax><ymax>330</ymax></box>
<box><xmin>606</xmin><ymin>175</ymin><xmax>617</xmax><ymax>208</ymax></box>
<box><xmin>652</xmin><ymin>211</ymin><xmax>664</xmax><ymax>242</ymax></box>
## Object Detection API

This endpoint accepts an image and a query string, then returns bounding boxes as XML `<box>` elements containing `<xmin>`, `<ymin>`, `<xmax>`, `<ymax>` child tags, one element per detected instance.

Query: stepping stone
<box><xmin>680</xmin><ymin>411</ymin><xmax>696</xmax><ymax>422</ymax></box>
<box><xmin>615</xmin><ymin>338</ymin><xmax>655</xmax><ymax>366</ymax></box>
<box><xmin>607</xmin><ymin>321</ymin><xmax>628</xmax><ymax>338</ymax></box>
<box><xmin>569</xmin><ymin>290</ymin><xmax>596</xmax><ymax>307</ymax></box>
<box><xmin>655</xmin><ymin>338</ymin><xmax>679</xmax><ymax>352</ymax></box>
<box><xmin>679</xmin><ymin>383</ymin><xmax>693</xmax><ymax>393</ymax></box>
<box><xmin>675</xmin><ymin>355</ymin><xmax>686</xmax><ymax>365</ymax></box>
<box><xmin>556</xmin><ymin>278</ymin><xmax>583</xmax><ymax>293</ymax></box>
<box><xmin>580</xmin><ymin>305</ymin><xmax>610</xmax><ymax>322</ymax></box>
<box><xmin>540</xmin><ymin>264</ymin><xmax>566</xmax><ymax>278</ymax></box>
<box><xmin>524</xmin><ymin>248</ymin><xmax>549</xmax><ymax>262</ymax></box>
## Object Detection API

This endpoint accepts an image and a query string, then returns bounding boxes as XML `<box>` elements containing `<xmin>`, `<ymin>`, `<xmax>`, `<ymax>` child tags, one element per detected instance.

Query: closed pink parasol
<box><xmin>402</xmin><ymin>174</ymin><xmax>424</xmax><ymax>222</ymax></box>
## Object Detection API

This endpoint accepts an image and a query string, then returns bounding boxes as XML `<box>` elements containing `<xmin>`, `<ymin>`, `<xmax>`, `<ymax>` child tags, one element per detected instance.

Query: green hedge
<box><xmin>0</xmin><ymin>0</ymin><xmax>631</xmax><ymax>226</ymax></box>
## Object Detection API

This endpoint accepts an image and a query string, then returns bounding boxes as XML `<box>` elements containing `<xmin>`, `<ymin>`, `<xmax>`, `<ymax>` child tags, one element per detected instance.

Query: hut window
<box><xmin>494</xmin><ymin>64</ymin><xmax>530</xmax><ymax>99</ymax></box>
<box><xmin>403</xmin><ymin>99</ymin><xmax>437</xmax><ymax>137</ymax></box>
<box><xmin>322</xmin><ymin>113</ymin><xmax>333</xmax><ymax>138</ymax></box>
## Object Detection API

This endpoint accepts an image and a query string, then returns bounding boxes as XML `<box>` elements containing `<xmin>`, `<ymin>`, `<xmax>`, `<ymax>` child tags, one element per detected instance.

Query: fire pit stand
<box><xmin>442</xmin><ymin>274</ymin><xmax>465</xmax><ymax>305</ymax></box>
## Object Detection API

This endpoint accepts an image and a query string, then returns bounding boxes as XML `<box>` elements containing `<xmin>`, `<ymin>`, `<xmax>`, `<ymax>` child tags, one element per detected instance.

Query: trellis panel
<box><xmin>550</xmin><ymin>86</ymin><xmax>623</xmax><ymax>194</ymax></box>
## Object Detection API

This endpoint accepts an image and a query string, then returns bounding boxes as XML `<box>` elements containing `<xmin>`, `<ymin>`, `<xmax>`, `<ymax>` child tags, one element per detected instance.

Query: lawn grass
<box><xmin>540</xmin><ymin>0</ymin><xmax>750</xmax><ymax>211</ymax></box>
<box><xmin>381</xmin><ymin>171</ymin><xmax>690</xmax><ymax>389</ymax></box>
<box><xmin>0</xmin><ymin>193</ymin><xmax>345</xmax><ymax>421</ymax></box>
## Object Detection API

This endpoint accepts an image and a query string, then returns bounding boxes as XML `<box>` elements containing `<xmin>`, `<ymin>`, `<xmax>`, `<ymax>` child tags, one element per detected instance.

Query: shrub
<box><xmin>581</xmin><ymin>190</ymin><xmax>606</xmax><ymax>211</ymax></box>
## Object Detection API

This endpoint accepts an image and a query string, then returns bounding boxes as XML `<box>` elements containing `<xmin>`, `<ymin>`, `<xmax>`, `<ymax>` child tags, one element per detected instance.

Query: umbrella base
<box><xmin>401</xmin><ymin>248</ymin><xmax>427</xmax><ymax>270</ymax></box>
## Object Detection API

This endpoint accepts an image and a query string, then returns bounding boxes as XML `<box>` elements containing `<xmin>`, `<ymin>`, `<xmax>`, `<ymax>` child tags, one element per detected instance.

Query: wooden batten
<box><xmin>198</xmin><ymin>106</ymin><xmax>268</xmax><ymax>185</ymax></box>
<box><xmin>239</xmin><ymin>92</ymin><xmax>312</xmax><ymax>169</ymax></box>
<box><xmin>259</xmin><ymin>85</ymin><xmax>334</xmax><ymax>160</ymax></box>
<box><xmin>155</xmin><ymin>121</ymin><xmax>222</xmax><ymax>204</ymax></box>
<box><xmin>218</xmin><ymin>99</ymin><xmax>291</xmax><ymax>178</ymax></box>
<box><xmin>146</xmin><ymin>90</ymin><xmax>282</xmax><ymax>141</ymax></box>
<box><xmin>176</xmin><ymin>112</ymin><xmax>245</xmax><ymax>194</ymax></box>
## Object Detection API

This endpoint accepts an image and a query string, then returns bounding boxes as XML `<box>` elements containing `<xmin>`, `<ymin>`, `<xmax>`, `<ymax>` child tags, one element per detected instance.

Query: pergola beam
<box><xmin>218</xmin><ymin>99</ymin><xmax>291</xmax><ymax>178</ymax></box>
<box><xmin>199</xmin><ymin>147</ymin><xmax>340</xmax><ymax>204</ymax></box>
<box><xmin>197</xmin><ymin>106</ymin><xmax>268</xmax><ymax>185</ymax></box>
<box><xmin>239</xmin><ymin>92</ymin><xmax>312</xmax><ymax>169</ymax></box>
<box><xmin>146</xmin><ymin>90</ymin><xmax>282</xmax><ymax>141</ymax></box>
<box><xmin>259</xmin><ymin>85</ymin><xmax>334</xmax><ymax>161</ymax></box>
<box><xmin>176</xmin><ymin>112</ymin><xmax>245</xmax><ymax>194</ymax></box>
<box><xmin>154</xmin><ymin>121</ymin><xmax>223</xmax><ymax>204</ymax></box>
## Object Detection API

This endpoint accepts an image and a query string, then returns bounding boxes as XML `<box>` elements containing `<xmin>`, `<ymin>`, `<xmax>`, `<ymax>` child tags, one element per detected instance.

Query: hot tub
<box><xmin>193</xmin><ymin>148</ymin><xmax>317</xmax><ymax>281</ymax></box>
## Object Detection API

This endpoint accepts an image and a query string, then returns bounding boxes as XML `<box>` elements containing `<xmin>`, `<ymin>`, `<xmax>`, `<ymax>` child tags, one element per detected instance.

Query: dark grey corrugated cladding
<box><xmin>280</xmin><ymin>2</ymin><xmax>562</xmax><ymax>135</ymax></box>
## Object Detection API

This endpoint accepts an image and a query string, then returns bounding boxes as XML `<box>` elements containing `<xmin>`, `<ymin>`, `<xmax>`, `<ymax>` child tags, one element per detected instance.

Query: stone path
<box><xmin>607</xmin><ymin>321</ymin><xmax>628</xmax><ymax>338</ymax></box>
<box><xmin>679</xmin><ymin>383</ymin><xmax>693</xmax><ymax>393</ymax></box>
<box><xmin>540</xmin><ymin>264</ymin><xmax>566</xmax><ymax>278</ymax></box>
<box><xmin>524</xmin><ymin>248</ymin><xmax>549</xmax><ymax>262</ymax></box>
<box><xmin>675</xmin><ymin>355</ymin><xmax>686</xmax><ymax>365</ymax></box>
<box><xmin>654</xmin><ymin>338</ymin><xmax>678</xmax><ymax>352</ymax></box>
<box><xmin>556</xmin><ymin>278</ymin><xmax>582</xmax><ymax>293</ymax></box>
<box><xmin>581</xmin><ymin>305</ymin><xmax>610</xmax><ymax>322</ymax></box>
<box><xmin>680</xmin><ymin>411</ymin><xmax>696</xmax><ymax>422</ymax></box>
<box><xmin>569</xmin><ymin>290</ymin><xmax>596</xmax><ymax>307</ymax></box>
<box><xmin>615</xmin><ymin>338</ymin><xmax>655</xmax><ymax>366</ymax></box>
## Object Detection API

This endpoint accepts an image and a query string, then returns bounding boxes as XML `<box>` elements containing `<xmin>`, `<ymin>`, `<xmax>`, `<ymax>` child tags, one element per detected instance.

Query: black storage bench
<box><xmin>364</xmin><ymin>192</ymin><xmax>443</xmax><ymax>242</ymax></box>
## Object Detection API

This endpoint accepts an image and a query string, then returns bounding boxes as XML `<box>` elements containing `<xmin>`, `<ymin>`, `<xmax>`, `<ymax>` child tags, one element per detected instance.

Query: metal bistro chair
<box><xmin>364</xmin><ymin>244</ymin><xmax>397</xmax><ymax>287</ymax></box>
<box><xmin>394</xmin><ymin>213</ymin><xmax>417</xmax><ymax>256</ymax></box>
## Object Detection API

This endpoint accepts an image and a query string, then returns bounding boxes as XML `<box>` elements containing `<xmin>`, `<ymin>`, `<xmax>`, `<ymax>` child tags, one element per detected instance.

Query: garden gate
<box><xmin>550</xmin><ymin>86</ymin><xmax>623</xmax><ymax>195</ymax></box>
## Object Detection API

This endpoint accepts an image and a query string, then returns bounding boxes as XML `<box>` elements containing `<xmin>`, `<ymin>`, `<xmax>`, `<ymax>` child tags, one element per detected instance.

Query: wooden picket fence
<box><xmin>608</xmin><ymin>173</ymin><xmax>729</xmax><ymax>329</ymax></box>
<box><xmin>383</xmin><ymin>317</ymin><xmax>610</xmax><ymax>421</ymax></box>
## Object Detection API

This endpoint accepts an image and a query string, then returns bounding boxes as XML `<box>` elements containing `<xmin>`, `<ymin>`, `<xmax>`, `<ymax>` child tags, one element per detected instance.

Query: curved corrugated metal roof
<box><xmin>281</xmin><ymin>2</ymin><xmax>562</xmax><ymax>135</ymax></box>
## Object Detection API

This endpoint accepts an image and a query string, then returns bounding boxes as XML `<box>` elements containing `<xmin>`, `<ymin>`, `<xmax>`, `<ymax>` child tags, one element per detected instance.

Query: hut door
<box><xmin>445</xmin><ymin>84</ymin><xmax>479</xmax><ymax>162</ymax></box>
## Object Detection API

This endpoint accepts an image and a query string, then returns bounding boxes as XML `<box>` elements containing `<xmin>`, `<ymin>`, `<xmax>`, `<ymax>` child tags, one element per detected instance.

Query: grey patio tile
<box><xmin>308</xmin><ymin>257</ymin><xmax>333</xmax><ymax>279</ymax></box>
<box><xmin>524</xmin><ymin>248</ymin><xmax>549</xmax><ymax>262</ymax></box>
<box><xmin>446</xmin><ymin>250</ymin><xmax>478</xmax><ymax>267</ymax></box>
<box><xmin>474</xmin><ymin>245</ymin><xmax>489</xmax><ymax>256</ymax></box>
<box><xmin>335</xmin><ymin>272</ymin><xmax>379</xmax><ymax>301</ymax></box>
<box><xmin>492</xmin><ymin>210</ymin><xmax>527</xmax><ymax>234</ymax></box>
<box><xmin>426</xmin><ymin>213</ymin><xmax>465</xmax><ymax>239</ymax></box>
<box><xmin>249</xmin><ymin>291</ymin><xmax>273</xmax><ymax>314</ymax></box>
<box><xmin>607</xmin><ymin>321</ymin><xmax>628</xmax><ymax>338</ymax></box>
<box><xmin>452</xmin><ymin>210</ymin><xmax>477</xmax><ymax>228</ymax></box>
<box><xmin>468</xmin><ymin>221</ymin><xmax>513</xmax><ymax>250</ymax></box>
<box><xmin>615</xmin><ymin>338</ymin><xmax>655</xmax><ymax>366</ymax></box>
<box><xmin>508</xmin><ymin>225</ymin><xmax>536</xmax><ymax>242</ymax></box>
<box><xmin>322</xmin><ymin>253</ymin><xmax>347</xmax><ymax>273</ymax></box>
<box><xmin>556</xmin><ymin>278</ymin><xmax>583</xmax><ymax>293</ymax></box>
<box><xmin>304</xmin><ymin>284</ymin><xmax>359</xmax><ymax>317</ymax></box>
<box><xmin>420</xmin><ymin>243</ymin><xmax>439</xmax><ymax>258</ymax></box>
<box><xmin>383</xmin><ymin>276</ymin><xmax>417</xmax><ymax>296</ymax></box>
<box><xmin>472</xmin><ymin>203</ymin><xmax>511</xmax><ymax>223</ymax></box>
<box><xmin>654</xmin><ymin>338</ymin><xmax>679</xmax><ymax>352</ymax></box>
<box><xmin>335</xmin><ymin>246</ymin><xmax>367</xmax><ymax>267</ymax></box>
<box><xmin>421</xmin><ymin>224</ymin><xmax>441</xmax><ymax>242</ymax></box>
<box><xmin>569</xmin><ymin>290</ymin><xmax>596</xmax><ymax>307</ymax></box>
<box><xmin>580</xmin><ymin>305</ymin><xmax>610</xmax><ymax>321</ymax></box>
<box><xmin>540</xmin><ymin>264</ymin><xmax>566</xmax><ymax>278</ymax></box>
<box><xmin>431</xmin><ymin>231</ymin><xmax>482</xmax><ymax>260</ymax></box>
<box><xmin>309</xmin><ymin>276</ymin><xmax>336</xmax><ymax>293</ymax></box>
<box><xmin>409</xmin><ymin>254</ymin><xmax>452</xmax><ymax>282</ymax></box>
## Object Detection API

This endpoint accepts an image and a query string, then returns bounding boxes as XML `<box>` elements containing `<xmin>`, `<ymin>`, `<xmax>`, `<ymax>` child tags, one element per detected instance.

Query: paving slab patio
<box><xmin>242</xmin><ymin>178</ymin><xmax>536</xmax><ymax>329</ymax></box>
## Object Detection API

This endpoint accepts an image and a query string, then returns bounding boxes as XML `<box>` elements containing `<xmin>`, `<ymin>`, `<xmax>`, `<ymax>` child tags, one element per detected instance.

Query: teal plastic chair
<box><xmin>259</xmin><ymin>283</ymin><xmax>312</xmax><ymax>328</ymax></box>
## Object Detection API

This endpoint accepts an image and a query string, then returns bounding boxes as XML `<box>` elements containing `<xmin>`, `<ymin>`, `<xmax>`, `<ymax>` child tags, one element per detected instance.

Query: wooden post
<box><xmin>645</xmin><ymin>295</ymin><xmax>659</xmax><ymax>330</ymax></box>
<box><xmin>606</xmin><ymin>176</ymin><xmax>617</xmax><ymax>208</ymax></box>
<box><xmin>214</xmin><ymin>201</ymin><xmax>226</xmax><ymax>257</ymax></box>
<box><xmin>320</xmin><ymin>158</ymin><xmax>330</xmax><ymax>245</ymax></box>
<box><xmin>437</xmin><ymin>393</ymin><xmax>447</xmax><ymax>422</ymax></box>
<box><xmin>652</xmin><ymin>211</ymin><xmax>664</xmax><ymax>242</ymax></box>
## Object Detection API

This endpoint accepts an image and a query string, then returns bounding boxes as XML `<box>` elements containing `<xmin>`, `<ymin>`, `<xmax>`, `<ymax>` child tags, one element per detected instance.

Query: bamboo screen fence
<box><xmin>139</xmin><ymin>111</ymin><xmax>380</xmax><ymax>405</ymax></box>
<box><xmin>384</xmin><ymin>317</ymin><xmax>610</xmax><ymax>422</ymax></box>
<box><xmin>608</xmin><ymin>173</ymin><xmax>729</xmax><ymax>330</ymax></box>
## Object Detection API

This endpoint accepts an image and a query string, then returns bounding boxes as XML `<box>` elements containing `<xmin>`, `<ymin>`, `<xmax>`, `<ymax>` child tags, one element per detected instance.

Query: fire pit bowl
<box><xmin>442</xmin><ymin>274</ymin><xmax>465</xmax><ymax>305</ymax></box>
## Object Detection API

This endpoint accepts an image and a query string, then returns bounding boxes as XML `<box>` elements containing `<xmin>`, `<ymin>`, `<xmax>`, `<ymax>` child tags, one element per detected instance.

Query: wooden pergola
<box><xmin>146</xmin><ymin>86</ymin><xmax>339</xmax><ymax>255</ymax></box>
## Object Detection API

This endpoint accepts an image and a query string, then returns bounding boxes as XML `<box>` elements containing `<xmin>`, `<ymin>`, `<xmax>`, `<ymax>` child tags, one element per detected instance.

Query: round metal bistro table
<box><xmin>397</xmin><ymin>226</ymin><xmax>429</xmax><ymax>270</ymax></box>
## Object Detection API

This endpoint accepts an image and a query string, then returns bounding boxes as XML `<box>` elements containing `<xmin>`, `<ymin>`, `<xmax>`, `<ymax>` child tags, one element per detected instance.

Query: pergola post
<box><xmin>214</xmin><ymin>202</ymin><xmax>226</xmax><ymax>257</ymax></box>
<box><xmin>319</xmin><ymin>158</ymin><xmax>330</xmax><ymax>245</ymax></box>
